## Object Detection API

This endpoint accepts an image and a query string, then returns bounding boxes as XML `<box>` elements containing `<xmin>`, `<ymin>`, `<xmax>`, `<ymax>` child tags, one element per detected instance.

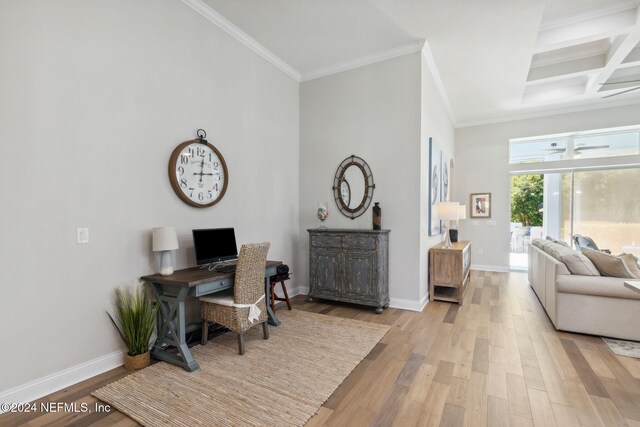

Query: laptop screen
<box><xmin>192</xmin><ymin>228</ymin><xmax>238</xmax><ymax>265</ymax></box>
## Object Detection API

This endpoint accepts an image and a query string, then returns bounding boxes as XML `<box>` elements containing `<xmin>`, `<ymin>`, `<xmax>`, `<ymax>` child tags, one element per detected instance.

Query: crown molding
<box><xmin>181</xmin><ymin>0</ymin><xmax>301</xmax><ymax>82</ymax></box>
<box><xmin>299</xmin><ymin>41</ymin><xmax>425</xmax><ymax>82</ymax></box>
<box><xmin>456</xmin><ymin>96</ymin><xmax>640</xmax><ymax>129</ymax></box>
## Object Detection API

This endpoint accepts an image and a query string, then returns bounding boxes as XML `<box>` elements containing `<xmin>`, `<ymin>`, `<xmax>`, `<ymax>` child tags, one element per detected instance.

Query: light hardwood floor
<box><xmin>2</xmin><ymin>270</ymin><xmax>640</xmax><ymax>426</ymax></box>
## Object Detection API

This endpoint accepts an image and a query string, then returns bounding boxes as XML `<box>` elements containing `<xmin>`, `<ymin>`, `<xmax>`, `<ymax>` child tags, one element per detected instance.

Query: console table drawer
<box><xmin>195</xmin><ymin>279</ymin><xmax>233</xmax><ymax>297</ymax></box>
<box><xmin>311</xmin><ymin>235</ymin><xmax>342</xmax><ymax>248</ymax></box>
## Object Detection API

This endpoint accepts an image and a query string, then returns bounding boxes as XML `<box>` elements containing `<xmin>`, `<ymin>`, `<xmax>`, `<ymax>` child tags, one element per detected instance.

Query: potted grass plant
<box><xmin>107</xmin><ymin>281</ymin><xmax>160</xmax><ymax>370</ymax></box>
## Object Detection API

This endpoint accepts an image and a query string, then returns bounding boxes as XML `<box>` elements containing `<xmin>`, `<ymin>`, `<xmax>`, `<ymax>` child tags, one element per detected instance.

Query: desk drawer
<box><xmin>195</xmin><ymin>279</ymin><xmax>233</xmax><ymax>297</ymax></box>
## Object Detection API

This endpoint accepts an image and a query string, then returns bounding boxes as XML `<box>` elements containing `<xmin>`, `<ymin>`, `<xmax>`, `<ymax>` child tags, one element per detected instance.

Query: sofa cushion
<box><xmin>542</xmin><ymin>241</ymin><xmax>575</xmax><ymax>260</ymax></box>
<box><xmin>581</xmin><ymin>249</ymin><xmax>638</xmax><ymax>279</ymax></box>
<box><xmin>557</xmin><ymin>252</ymin><xmax>600</xmax><ymax>276</ymax></box>
<box><xmin>620</xmin><ymin>253</ymin><xmax>640</xmax><ymax>279</ymax></box>
<box><xmin>557</xmin><ymin>275</ymin><xmax>640</xmax><ymax>300</ymax></box>
<box><xmin>532</xmin><ymin>238</ymin><xmax>545</xmax><ymax>249</ymax></box>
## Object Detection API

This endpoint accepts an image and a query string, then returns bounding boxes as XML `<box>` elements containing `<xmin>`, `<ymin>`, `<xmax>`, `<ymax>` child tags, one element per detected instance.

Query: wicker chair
<box><xmin>200</xmin><ymin>242</ymin><xmax>271</xmax><ymax>355</ymax></box>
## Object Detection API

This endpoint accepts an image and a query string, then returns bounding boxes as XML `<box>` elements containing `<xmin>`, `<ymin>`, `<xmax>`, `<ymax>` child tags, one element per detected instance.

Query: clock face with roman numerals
<box><xmin>168</xmin><ymin>139</ymin><xmax>228</xmax><ymax>208</ymax></box>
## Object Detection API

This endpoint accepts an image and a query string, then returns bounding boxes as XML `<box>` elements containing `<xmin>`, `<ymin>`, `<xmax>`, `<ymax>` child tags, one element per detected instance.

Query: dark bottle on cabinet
<box><xmin>373</xmin><ymin>202</ymin><xmax>381</xmax><ymax>230</ymax></box>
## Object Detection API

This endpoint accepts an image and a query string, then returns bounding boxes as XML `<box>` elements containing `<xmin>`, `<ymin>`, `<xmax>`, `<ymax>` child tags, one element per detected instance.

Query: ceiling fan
<box><xmin>543</xmin><ymin>142</ymin><xmax>609</xmax><ymax>154</ymax></box>
<box><xmin>599</xmin><ymin>79</ymin><xmax>640</xmax><ymax>99</ymax></box>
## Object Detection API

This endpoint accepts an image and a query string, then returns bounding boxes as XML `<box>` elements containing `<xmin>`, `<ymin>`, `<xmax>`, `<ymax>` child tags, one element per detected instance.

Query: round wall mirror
<box><xmin>332</xmin><ymin>155</ymin><xmax>375</xmax><ymax>219</ymax></box>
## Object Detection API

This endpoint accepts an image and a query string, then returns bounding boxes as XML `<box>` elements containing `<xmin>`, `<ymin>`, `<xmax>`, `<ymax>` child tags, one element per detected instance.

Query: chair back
<box><xmin>233</xmin><ymin>242</ymin><xmax>271</xmax><ymax>305</ymax></box>
<box><xmin>573</xmin><ymin>234</ymin><xmax>599</xmax><ymax>251</ymax></box>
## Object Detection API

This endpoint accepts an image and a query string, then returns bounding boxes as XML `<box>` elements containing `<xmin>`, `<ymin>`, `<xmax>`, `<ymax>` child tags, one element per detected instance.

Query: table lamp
<box><xmin>152</xmin><ymin>227</ymin><xmax>179</xmax><ymax>276</ymax></box>
<box><xmin>450</xmin><ymin>204</ymin><xmax>467</xmax><ymax>243</ymax></box>
<box><xmin>437</xmin><ymin>202</ymin><xmax>459</xmax><ymax>248</ymax></box>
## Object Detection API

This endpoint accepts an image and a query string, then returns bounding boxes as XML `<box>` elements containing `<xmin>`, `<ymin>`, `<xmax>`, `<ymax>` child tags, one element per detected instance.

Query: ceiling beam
<box><xmin>585</xmin><ymin>19</ymin><xmax>640</xmax><ymax>96</ymax></box>
<box><xmin>535</xmin><ymin>8</ymin><xmax>636</xmax><ymax>53</ymax></box>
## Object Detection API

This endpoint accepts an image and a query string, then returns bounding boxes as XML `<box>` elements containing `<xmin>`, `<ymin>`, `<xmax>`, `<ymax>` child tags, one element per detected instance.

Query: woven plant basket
<box><xmin>124</xmin><ymin>352</ymin><xmax>150</xmax><ymax>370</ymax></box>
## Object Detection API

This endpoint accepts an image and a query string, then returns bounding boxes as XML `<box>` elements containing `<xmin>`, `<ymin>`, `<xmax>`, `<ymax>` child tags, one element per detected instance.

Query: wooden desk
<box><xmin>141</xmin><ymin>260</ymin><xmax>281</xmax><ymax>372</ymax></box>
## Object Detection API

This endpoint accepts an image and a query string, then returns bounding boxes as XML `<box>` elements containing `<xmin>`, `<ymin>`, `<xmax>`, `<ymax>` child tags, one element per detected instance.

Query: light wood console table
<box><xmin>429</xmin><ymin>241</ymin><xmax>471</xmax><ymax>305</ymax></box>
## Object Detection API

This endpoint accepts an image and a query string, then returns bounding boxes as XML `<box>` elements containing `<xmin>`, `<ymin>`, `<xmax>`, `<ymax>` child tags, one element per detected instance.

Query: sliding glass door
<box><xmin>570</xmin><ymin>168</ymin><xmax>640</xmax><ymax>254</ymax></box>
<box><xmin>511</xmin><ymin>167</ymin><xmax>640</xmax><ymax>270</ymax></box>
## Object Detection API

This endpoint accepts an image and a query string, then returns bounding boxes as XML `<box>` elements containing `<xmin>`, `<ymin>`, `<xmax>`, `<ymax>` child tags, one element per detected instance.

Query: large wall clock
<box><xmin>168</xmin><ymin>130</ymin><xmax>228</xmax><ymax>208</ymax></box>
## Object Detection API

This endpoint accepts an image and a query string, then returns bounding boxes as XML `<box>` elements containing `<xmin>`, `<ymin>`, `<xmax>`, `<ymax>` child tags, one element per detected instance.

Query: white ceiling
<box><xmin>192</xmin><ymin>0</ymin><xmax>640</xmax><ymax>127</ymax></box>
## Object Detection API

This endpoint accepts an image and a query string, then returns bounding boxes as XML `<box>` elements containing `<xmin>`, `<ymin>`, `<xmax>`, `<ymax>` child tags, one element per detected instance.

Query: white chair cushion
<box><xmin>200</xmin><ymin>293</ymin><xmax>235</xmax><ymax>306</ymax></box>
<box><xmin>200</xmin><ymin>292</ymin><xmax>265</xmax><ymax>323</ymax></box>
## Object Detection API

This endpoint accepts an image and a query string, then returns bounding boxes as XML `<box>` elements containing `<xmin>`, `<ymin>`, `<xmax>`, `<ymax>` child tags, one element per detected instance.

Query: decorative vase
<box><xmin>373</xmin><ymin>202</ymin><xmax>381</xmax><ymax>230</ymax></box>
<box><xmin>449</xmin><ymin>229</ymin><xmax>458</xmax><ymax>243</ymax></box>
<box><xmin>317</xmin><ymin>202</ymin><xmax>328</xmax><ymax>228</ymax></box>
<box><xmin>124</xmin><ymin>351</ymin><xmax>151</xmax><ymax>370</ymax></box>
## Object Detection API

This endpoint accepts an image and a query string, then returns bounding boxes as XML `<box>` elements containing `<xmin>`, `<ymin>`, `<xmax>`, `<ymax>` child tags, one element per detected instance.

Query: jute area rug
<box><xmin>93</xmin><ymin>309</ymin><xmax>389</xmax><ymax>427</ymax></box>
<box><xmin>603</xmin><ymin>337</ymin><xmax>640</xmax><ymax>358</ymax></box>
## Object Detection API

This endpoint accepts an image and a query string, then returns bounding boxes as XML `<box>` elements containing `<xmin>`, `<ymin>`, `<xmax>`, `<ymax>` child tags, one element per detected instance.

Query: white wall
<box><xmin>455</xmin><ymin>104</ymin><xmax>640</xmax><ymax>270</ymax></box>
<box><xmin>0</xmin><ymin>0</ymin><xmax>299</xmax><ymax>394</ymax></box>
<box><xmin>299</xmin><ymin>53</ymin><xmax>423</xmax><ymax>305</ymax></box>
<box><xmin>419</xmin><ymin>50</ymin><xmax>456</xmax><ymax>304</ymax></box>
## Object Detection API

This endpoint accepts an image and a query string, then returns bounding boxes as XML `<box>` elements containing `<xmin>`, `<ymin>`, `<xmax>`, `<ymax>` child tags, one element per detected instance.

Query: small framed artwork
<box><xmin>470</xmin><ymin>193</ymin><xmax>491</xmax><ymax>218</ymax></box>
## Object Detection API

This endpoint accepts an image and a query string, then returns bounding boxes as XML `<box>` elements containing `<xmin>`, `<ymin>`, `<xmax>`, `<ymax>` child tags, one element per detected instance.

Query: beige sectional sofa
<box><xmin>528</xmin><ymin>238</ymin><xmax>640</xmax><ymax>341</ymax></box>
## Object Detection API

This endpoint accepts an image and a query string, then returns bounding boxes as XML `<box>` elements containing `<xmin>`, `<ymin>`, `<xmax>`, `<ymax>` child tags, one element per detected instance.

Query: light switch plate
<box><xmin>77</xmin><ymin>227</ymin><xmax>89</xmax><ymax>244</ymax></box>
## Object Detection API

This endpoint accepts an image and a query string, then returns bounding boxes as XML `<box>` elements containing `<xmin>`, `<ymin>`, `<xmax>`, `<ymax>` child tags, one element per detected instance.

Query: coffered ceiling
<box><xmin>187</xmin><ymin>0</ymin><xmax>640</xmax><ymax>127</ymax></box>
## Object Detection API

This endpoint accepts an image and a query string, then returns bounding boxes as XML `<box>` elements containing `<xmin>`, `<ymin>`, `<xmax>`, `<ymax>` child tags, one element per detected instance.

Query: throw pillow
<box><xmin>581</xmin><ymin>249</ymin><xmax>638</xmax><ymax>278</ymax></box>
<box><xmin>619</xmin><ymin>253</ymin><xmax>640</xmax><ymax>279</ymax></box>
<box><xmin>558</xmin><ymin>252</ymin><xmax>600</xmax><ymax>276</ymax></box>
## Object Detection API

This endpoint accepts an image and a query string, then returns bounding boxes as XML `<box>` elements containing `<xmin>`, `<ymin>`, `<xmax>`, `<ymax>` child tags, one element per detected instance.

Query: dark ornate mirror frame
<box><xmin>332</xmin><ymin>155</ymin><xmax>375</xmax><ymax>219</ymax></box>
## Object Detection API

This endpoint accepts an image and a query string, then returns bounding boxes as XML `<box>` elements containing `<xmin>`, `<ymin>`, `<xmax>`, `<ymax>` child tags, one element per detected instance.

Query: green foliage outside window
<box><xmin>511</xmin><ymin>174</ymin><xmax>543</xmax><ymax>226</ymax></box>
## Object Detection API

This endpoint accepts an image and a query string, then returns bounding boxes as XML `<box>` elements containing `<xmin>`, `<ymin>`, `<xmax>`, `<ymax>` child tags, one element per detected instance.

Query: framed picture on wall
<box><xmin>428</xmin><ymin>137</ymin><xmax>442</xmax><ymax>236</ymax></box>
<box><xmin>470</xmin><ymin>193</ymin><xmax>491</xmax><ymax>218</ymax></box>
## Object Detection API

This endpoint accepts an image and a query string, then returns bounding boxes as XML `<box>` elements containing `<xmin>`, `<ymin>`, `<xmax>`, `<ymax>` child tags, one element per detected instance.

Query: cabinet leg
<box><xmin>307</xmin><ymin>296</ymin><xmax>314</xmax><ymax>303</ymax></box>
<box><xmin>383</xmin><ymin>303</ymin><xmax>389</xmax><ymax>309</ymax></box>
<box><xmin>375</xmin><ymin>307</ymin><xmax>383</xmax><ymax>314</ymax></box>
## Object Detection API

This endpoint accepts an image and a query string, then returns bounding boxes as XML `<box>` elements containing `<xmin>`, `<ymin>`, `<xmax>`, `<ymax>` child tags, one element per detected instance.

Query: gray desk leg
<box><xmin>265</xmin><ymin>276</ymin><xmax>281</xmax><ymax>326</ymax></box>
<box><xmin>151</xmin><ymin>285</ymin><xmax>199</xmax><ymax>372</ymax></box>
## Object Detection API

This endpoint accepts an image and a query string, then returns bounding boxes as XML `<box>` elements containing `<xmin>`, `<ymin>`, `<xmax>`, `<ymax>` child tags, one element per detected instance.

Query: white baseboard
<box><xmin>0</xmin><ymin>350</ymin><xmax>124</xmax><ymax>410</ymax></box>
<box><xmin>471</xmin><ymin>264</ymin><xmax>510</xmax><ymax>273</ymax></box>
<box><xmin>389</xmin><ymin>295</ymin><xmax>429</xmax><ymax>312</ymax></box>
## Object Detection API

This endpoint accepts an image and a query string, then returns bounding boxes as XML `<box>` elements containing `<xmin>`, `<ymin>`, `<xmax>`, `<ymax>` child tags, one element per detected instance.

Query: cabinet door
<box><xmin>342</xmin><ymin>250</ymin><xmax>376</xmax><ymax>300</ymax></box>
<box><xmin>311</xmin><ymin>248</ymin><xmax>342</xmax><ymax>296</ymax></box>
<box><xmin>432</xmin><ymin>252</ymin><xmax>455</xmax><ymax>285</ymax></box>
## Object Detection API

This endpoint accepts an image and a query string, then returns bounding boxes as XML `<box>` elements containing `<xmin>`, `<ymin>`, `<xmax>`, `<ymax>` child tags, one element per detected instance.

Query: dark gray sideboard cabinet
<box><xmin>308</xmin><ymin>229</ymin><xmax>390</xmax><ymax>313</ymax></box>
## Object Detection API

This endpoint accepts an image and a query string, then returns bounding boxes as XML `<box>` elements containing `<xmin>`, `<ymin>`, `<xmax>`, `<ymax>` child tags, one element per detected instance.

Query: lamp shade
<box><xmin>152</xmin><ymin>227</ymin><xmax>178</xmax><ymax>252</ymax></box>
<box><xmin>458</xmin><ymin>205</ymin><xmax>467</xmax><ymax>220</ymax></box>
<box><xmin>437</xmin><ymin>202</ymin><xmax>459</xmax><ymax>221</ymax></box>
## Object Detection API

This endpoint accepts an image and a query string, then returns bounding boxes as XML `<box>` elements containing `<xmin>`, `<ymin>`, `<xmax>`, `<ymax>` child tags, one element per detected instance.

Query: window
<box><xmin>510</xmin><ymin>125</ymin><xmax>640</xmax><ymax>165</ymax></box>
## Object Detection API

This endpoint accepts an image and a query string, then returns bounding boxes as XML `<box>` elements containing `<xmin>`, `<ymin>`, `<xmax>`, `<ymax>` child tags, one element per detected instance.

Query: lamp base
<box><xmin>159</xmin><ymin>250</ymin><xmax>174</xmax><ymax>276</ymax></box>
<box><xmin>449</xmin><ymin>229</ymin><xmax>459</xmax><ymax>243</ymax></box>
<box><xmin>443</xmin><ymin>224</ymin><xmax>453</xmax><ymax>249</ymax></box>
